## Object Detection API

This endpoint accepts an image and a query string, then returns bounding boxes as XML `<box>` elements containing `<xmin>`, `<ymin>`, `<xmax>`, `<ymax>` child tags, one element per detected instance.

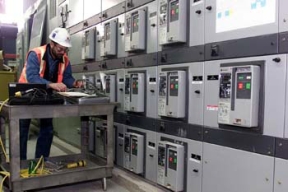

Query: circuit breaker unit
<box><xmin>218</xmin><ymin>65</ymin><xmax>260</xmax><ymax>127</ymax></box>
<box><xmin>158</xmin><ymin>72</ymin><xmax>168</xmax><ymax>116</ymax></box>
<box><xmin>100</xmin><ymin>19</ymin><xmax>117</xmax><ymax>57</ymax></box>
<box><xmin>124</xmin><ymin>132</ymin><xmax>144</xmax><ymax>174</ymax></box>
<box><xmin>130</xmin><ymin>73</ymin><xmax>145</xmax><ymax>112</ymax></box>
<box><xmin>157</xmin><ymin>141</ymin><xmax>184</xmax><ymax>191</ymax></box>
<box><xmin>159</xmin><ymin>0</ymin><xmax>187</xmax><ymax>45</ymax></box>
<box><xmin>95</xmin><ymin>75</ymin><xmax>103</xmax><ymax>91</ymax></box>
<box><xmin>125</xmin><ymin>8</ymin><xmax>146</xmax><ymax>52</ymax></box>
<box><xmin>95</xmin><ymin>125</ymin><xmax>107</xmax><ymax>158</ymax></box>
<box><xmin>124</xmin><ymin>74</ymin><xmax>131</xmax><ymax>111</ymax></box>
<box><xmin>124</xmin><ymin>73</ymin><xmax>145</xmax><ymax>112</ymax></box>
<box><xmin>105</xmin><ymin>75</ymin><xmax>116</xmax><ymax>102</ymax></box>
<box><xmin>158</xmin><ymin>71</ymin><xmax>186</xmax><ymax>118</ymax></box>
<box><xmin>82</xmin><ymin>28</ymin><xmax>95</xmax><ymax>60</ymax></box>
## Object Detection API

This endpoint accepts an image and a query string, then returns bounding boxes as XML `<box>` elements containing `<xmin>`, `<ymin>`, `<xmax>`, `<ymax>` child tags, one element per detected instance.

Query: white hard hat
<box><xmin>49</xmin><ymin>27</ymin><xmax>72</xmax><ymax>48</ymax></box>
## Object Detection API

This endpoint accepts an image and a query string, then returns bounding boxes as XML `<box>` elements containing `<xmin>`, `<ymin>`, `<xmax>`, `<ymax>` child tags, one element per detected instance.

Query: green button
<box><xmin>175</xmin><ymin>84</ymin><xmax>178</xmax><ymax>89</ymax></box>
<box><xmin>174</xmin><ymin>158</ymin><xmax>177</xmax><ymax>163</ymax></box>
<box><xmin>176</xmin><ymin>8</ymin><xmax>179</xmax><ymax>13</ymax></box>
<box><xmin>246</xmin><ymin>83</ymin><xmax>251</xmax><ymax>90</ymax></box>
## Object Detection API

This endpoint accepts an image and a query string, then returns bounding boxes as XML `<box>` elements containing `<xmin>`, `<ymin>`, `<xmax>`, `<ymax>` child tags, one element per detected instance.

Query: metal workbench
<box><xmin>0</xmin><ymin>102</ymin><xmax>116</xmax><ymax>192</ymax></box>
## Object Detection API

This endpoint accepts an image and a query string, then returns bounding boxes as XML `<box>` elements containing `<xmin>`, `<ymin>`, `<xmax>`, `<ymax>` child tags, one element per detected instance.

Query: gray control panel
<box><xmin>105</xmin><ymin>75</ymin><xmax>116</xmax><ymax>102</ymax></box>
<box><xmin>157</xmin><ymin>141</ymin><xmax>184</xmax><ymax>191</ymax></box>
<box><xmin>159</xmin><ymin>0</ymin><xmax>187</xmax><ymax>45</ymax></box>
<box><xmin>82</xmin><ymin>28</ymin><xmax>95</xmax><ymax>60</ymax></box>
<box><xmin>124</xmin><ymin>74</ymin><xmax>131</xmax><ymax>111</ymax></box>
<box><xmin>124</xmin><ymin>132</ymin><xmax>144</xmax><ymax>174</ymax></box>
<box><xmin>158</xmin><ymin>71</ymin><xmax>186</xmax><ymax>118</ymax></box>
<box><xmin>218</xmin><ymin>65</ymin><xmax>260</xmax><ymax>127</ymax></box>
<box><xmin>95</xmin><ymin>125</ymin><xmax>107</xmax><ymax>159</ymax></box>
<box><xmin>124</xmin><ymin>73</ymin><xmax>145</xmax><ymax>112</ymax></box>
<box><xmin>100</xmin><ymin>19</ymin><xmax>117</xmax><ymax>57</ymax></box>
<box><xmin>125</xmin><ymin>8</ymin><xmax>146</xmax><ymax>52</ymax></box>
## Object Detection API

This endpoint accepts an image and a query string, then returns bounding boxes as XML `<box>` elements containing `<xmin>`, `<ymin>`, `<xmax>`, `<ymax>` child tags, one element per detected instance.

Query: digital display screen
<box><xmin>126</xmin><ymin>17</ymin><xmax>131</xmax><ymax>34</ymax></box>
<box><xmin>216</xmin><ymin>0</ymin><xmax>276</xmax><ymax>33</ymax></box>
<box><xmin>132</xmin><ymin>14</ymin><xmax>139</xmax><ymax>33</ymax></box>
<box><xmin>170</xmin><ymin>0</ymin><xmax>179</xmax><ymax>22</ymax></box>
<box><xmin>105</xmin><ymin>23</ymin><xmax>110</xmax><ymax>40</ymax></box>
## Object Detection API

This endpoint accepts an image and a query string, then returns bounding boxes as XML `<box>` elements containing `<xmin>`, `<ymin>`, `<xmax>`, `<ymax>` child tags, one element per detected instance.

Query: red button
<box><xmin>169</xmin><ymin>157</ymin><xmax>173</xmax><ymax>162</ymax></box>
<box><xmin>171</xmin><ymin>10</ymin><xmax>175</xmax><ymax>15</ymax></box>
<box><xmin>171</xmin><ymin>84</ymin><xmax>174</xmax><ymax>89</ymax></box>
<box><xmin>238</xmin><ymin>83</ymin><xmax>243</xmax><ymax>89</ymax></box>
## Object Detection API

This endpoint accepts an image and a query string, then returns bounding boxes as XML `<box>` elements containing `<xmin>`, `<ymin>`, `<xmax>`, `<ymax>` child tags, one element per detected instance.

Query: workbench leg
<box><xmin>0</xmin><ymin>116</ymin><xmax>6</xmax><ymax>163</ymax></box>
<box><xmin>9</xmin><ymin>119</ymin><xmax>21</xmax><ymax>185</ymax></box>
<box><xmin>102</xmin><ymin>177</ymin><xmax>107</xmax><ymax>191</ymax></box>
<box><xmin>80</xmin><ymin>116</ymin><xmax>89</xmax><ymax>159</ymax></box>
<box><xmin>106</xmin><ymin>114</ymin><xmax>114</xmax><ymax>167</ymax></box>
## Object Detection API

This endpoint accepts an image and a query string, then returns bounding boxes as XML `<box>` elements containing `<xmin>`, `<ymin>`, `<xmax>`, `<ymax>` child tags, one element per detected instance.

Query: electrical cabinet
<box><xmin>82</xmin><ymin>74</ymin><xmax>96</xmax><ymax>93</ymax></box>
<box><xmin>158</xmin><ymin>71</ymin><xmax>186</xmax><ymax>118</ymax></box>
<box><xmin>124</xmin><ymin>74</ymin><xmax>131</xmax><ymax>111</ymax></box>
<box><xmin>131</xmin><ymin>73</ymin><xmax>145</xmax><ymax>112</ymax></box>
<box><xmin>82</xmin><ymin>28</ymin><xmax>95</xmax><ymax>60</ymax></box>
<box><xmin>204</xmin><ymin>0</ymin><xmax>278</xmax><ymax>43</ymax></box>
<box><xmin>58</xmin><ymin>1</ymin><xmax>69</xmax><ymax>27</ymax></box>
<box><xmin>16</xmin><ymin>32</ymin><xmax>24</xmax><ymax>77</ymax></box>
<box><xmin>124</xmin><ymin>132</ymin><xmax>144</xmax><ymax>174</ymax></box>
<box><xmin>116</xmin><ymin>124</ymin><xmax>126</xmax><ymax>167</ymax></box>
<box><xmin>124</xmin><ymin>73</ymin><xmax>145</xmax><ymax>112</ymax></box>
<box><xmin>159</xmin><ymin>0</ymin><xmax>187</xmax><ymax>45</ymax></box>
<box><xmin>95</xmin><ymin>125</ymin><xmax>107</xmax><ymax>158</ymax></box>
<box><xmin>105</xmin><ymin>75</ymin><xmax>116</xmax><ymax>102</ymax></box>
<box><xmin>95</xmin><ymin>72</ymin><xmax>103</xmax><ymax>92</ymax></box>
<box><xmin>204</xmin><ymin>55</ymin><xmax>286</xmax><ymax>138</ymax></box>
<box><xmin>202</xmin><ymin>143</ymin><xmax>274</xmax><ymax>192</ymax></box>
<box><xmin>88</xmin><ymin>120</ymin><xmax>95</xmax><ymax>152</ymax></box>
<box><xmin>158</xmin><ymin>72</ymin><xmax>168</xmax><ymax>116</ymax></box>
<box><xmin>274</xmin><ymin>158</ymin><xmax>288</xmax><ymax>192</ymax></box>
<box><xmin>157</xmin><ymin>141</ymin><xmax>184</xmax><ymax>192</ymax></box>
<box><xmin>125</xmin><ymin>8</ymin><xmax>146</xmax><ymax>52</ymax></box>
<box><xmin>100</xmin><ymin>19</ymin><xmax>117</xmax><ymax>57</ymax></box>
<box><xmin>218</xmin><ymin>65</ymin><xmax>260</xmax><ymax>127</ymax></box>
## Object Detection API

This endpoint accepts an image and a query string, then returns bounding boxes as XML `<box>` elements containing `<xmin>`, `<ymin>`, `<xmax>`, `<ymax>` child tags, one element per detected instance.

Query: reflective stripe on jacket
<box><xmin>19</xmin><ymin>45</ymin><xmax>69</xmax><ymax>83</ymax></box>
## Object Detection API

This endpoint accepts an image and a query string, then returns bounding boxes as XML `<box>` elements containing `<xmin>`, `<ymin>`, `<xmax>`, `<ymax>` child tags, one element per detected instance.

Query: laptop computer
<box><xmin>8</xmin><ymin>83</ymin><xmax>47</xmax><ymax>97</ymax></box>
<box><xmin>8</xmin><ymin>83</ymin><xmax>64</xmax><ymax>105</ymax></box>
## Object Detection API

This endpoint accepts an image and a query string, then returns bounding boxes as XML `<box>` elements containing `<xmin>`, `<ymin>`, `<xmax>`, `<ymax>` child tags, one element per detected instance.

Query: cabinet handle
<box><xmin>193</xmin><ymin>169</ymin><xmax>199</xmax><ymax>173</ymax></box>
<box><xmin>206</xmin><ymin>6</ymin><xmax>212</xmax><ymax>11</ymax></box>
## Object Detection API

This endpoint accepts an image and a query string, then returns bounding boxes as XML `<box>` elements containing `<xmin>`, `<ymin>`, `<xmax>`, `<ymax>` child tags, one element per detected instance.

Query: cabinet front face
<box><xmin>202</xmin><ymin>143</ymin><xmax>274</xmax><ymax>192</ymax></box>
<box><xmin>274</xmin><ymin>158</ymin><xmax>288</xmax><ymax>192</ymax></box>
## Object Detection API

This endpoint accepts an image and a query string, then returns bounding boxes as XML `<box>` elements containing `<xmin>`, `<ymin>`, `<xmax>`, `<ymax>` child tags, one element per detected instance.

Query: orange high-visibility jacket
<box><xmin>19</xmin><ymin>45</ymin><xmax>69</xmax><ymax>83</ymax></box>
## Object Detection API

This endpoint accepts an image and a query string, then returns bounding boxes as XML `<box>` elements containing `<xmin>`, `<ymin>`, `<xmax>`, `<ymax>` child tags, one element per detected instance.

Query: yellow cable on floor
<box><xmin>0</xmin><ymin>99</ymin><xmax>9</xmax><ymax>113</ymax></box>
<box><xmin>0</xmin><ymin>98</ymin><xmax>9</xmax><ymax>163</ymax></box>
<box><xmin>0</xmin><ymin>137</ymin><xmax>8</xmax><ymax>163</ymax></box>
<box><xmin>20</xmin><ymin>156</ymin><xmax>51</xmax><ymax>178</ymax></box>
<box><xmin>0</xmin><ymin>171</ymin><xmax>10</xmax><ymax>192</ymax></box>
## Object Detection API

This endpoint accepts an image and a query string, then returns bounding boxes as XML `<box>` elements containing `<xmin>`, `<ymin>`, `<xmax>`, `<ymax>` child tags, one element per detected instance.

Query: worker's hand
<box><xmin>73</xmin><ymin>80</ymin><xmax>84</xmax><ymax>88</ymax></box>
<box><xmin>48</xmin><ymin>83</ymin><xmax>67</xmax><ymax>92</ymax></box>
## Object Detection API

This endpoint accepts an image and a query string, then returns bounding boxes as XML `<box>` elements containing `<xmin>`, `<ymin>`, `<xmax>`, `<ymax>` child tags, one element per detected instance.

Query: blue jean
<box><xmin>19</xmin><ymin>118</ymin><xmax>54</xmax><ymax>160</ymax></box>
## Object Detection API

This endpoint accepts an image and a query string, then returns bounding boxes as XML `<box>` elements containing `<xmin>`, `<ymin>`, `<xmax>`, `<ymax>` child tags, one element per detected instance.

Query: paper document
<box><xmin>57</xmin><ymin>92</ymin><xmax>90</xmax><ymax>97</ymax></box>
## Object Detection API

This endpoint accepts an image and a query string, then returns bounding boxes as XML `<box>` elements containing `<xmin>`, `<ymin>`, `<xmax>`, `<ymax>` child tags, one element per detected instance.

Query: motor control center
<box><xmin>14</xmin><ymin>0</ymin><xmax>288</xmax><ymax>191</ymax></box>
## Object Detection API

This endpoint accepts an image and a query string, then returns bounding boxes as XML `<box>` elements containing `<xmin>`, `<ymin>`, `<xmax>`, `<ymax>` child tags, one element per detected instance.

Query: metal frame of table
<box><xmin>0</xmin><ymin>103</ymin><xmax>116</xmax><ymax>192</ymax></box>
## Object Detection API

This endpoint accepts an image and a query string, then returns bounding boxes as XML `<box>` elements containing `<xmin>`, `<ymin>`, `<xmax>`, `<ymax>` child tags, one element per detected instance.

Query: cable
<box><xmin>0</xmin><ymin>99</ymin><xmax>9</xmax><ymax>113</ymax></box>
<box><xmin>0</xmin><ymin>171</ymin><xmax>10</xmax><ymax>192</ymax></box>
<box><xmin>0</xmin><ymin>138</ymin><xmax>8</xmax><ymax>163</ymax></box>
